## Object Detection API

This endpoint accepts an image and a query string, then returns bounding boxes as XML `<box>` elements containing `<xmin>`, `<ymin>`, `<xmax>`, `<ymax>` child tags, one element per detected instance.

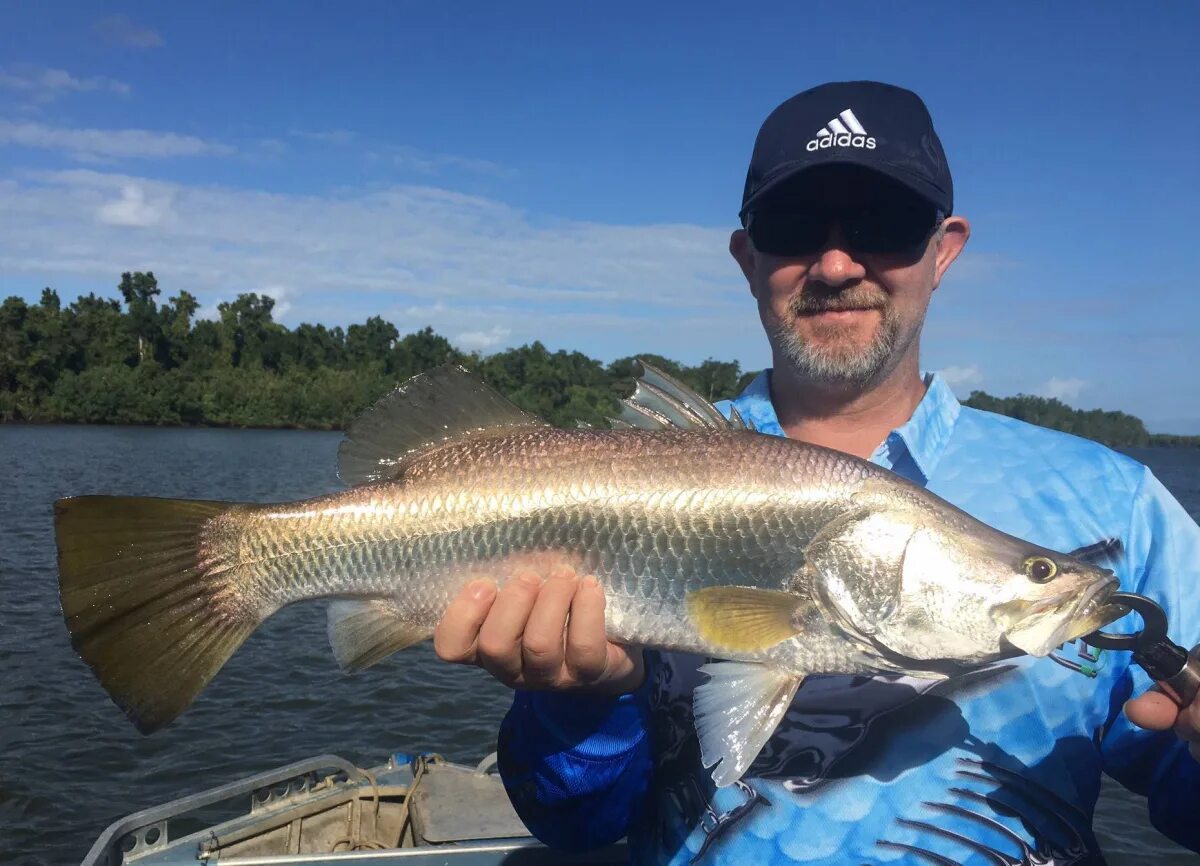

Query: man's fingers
<box><xmin>1125</xmin><ymin>687</ymin><xmax>1180</xmax><ymax>732</ymax></box>
<box><xmin>1127</xmin><ymin>687</ymin><xmax>1200</xmax><ymax>760</ymax></box>
<box><xmin>548</xmin><ymin>564</ymin><xmax>578</xmax><ymax>582</ymax></box>
<box><xmin>476</xmin><ymin>573</ymin><xmax>541</xmax><ymax>684</ymax></box>
<box><xmin>522</xmin><ymin>574</ymin><xmax>578</xmax><ymax>686</ymax></box>
<box><xmin>565</xmin><ymin>575</ymin><xmax>610</xmax><ymax>683</ymax></box>
<box><xmin>1175</xmin><ymin>698</ymin><xmax>1200</xmax><ymax>744</ymax></box>
<box><xmin>433</xmin><ymin>579</ymin><xmax>497</xmax><ymax>665</ymax></box>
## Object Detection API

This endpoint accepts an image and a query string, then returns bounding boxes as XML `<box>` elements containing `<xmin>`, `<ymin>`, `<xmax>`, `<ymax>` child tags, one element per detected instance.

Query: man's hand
<box><xmin>433</xmin><ymin>567</ymin><xmax>645</xmax><ymax>695</ymax></box>
<box><xmin>1126</xmin><ymin>689</ymin><xmax>1200</xmax><ymax>761</ymax></box>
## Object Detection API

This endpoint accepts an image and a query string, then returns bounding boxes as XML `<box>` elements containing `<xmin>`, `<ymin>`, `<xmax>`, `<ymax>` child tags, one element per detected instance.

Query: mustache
<box><xmin>788</xmin><ymin>286</ymin><xmax>889</xmax><ymax>315</ymax></box>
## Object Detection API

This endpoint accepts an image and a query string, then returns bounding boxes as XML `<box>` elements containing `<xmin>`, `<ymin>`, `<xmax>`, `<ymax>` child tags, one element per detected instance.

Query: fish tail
<box><xmin>55</xmin><ymin>495</ymin><xmax>264</xmax><ymax>734</ymax></box>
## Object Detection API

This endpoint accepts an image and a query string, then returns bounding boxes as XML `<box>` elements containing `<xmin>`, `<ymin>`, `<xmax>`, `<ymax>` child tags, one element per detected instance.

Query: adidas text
<box><xmin>806</xmin><ymin>133</ymin><xmax>876</xmax><ymax>152</ymax></box>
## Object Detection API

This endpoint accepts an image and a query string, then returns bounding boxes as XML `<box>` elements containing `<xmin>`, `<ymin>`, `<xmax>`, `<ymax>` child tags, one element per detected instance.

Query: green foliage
<box><xmin>478</xmin><ymin>342</ymin><xmax>615</xmax><ymax>427</ymax></box>
<box><xmin>961</xmin><ymin>391</ymin><xmax>1195</xmax><ymax>449</ymax></box>
<box><xmin>0</xmin><ymin>274</ymin><xmax>691</xmax><ymax>430</ymax></box>
<box><xmin>1148</xmin><ymin>434</ymin><xmax>1200</xmax><ymax>449</ymax></box>
<box><xmin>2</xmin><ymin>272</ymin><xmax>1195</xmax><ymax>448</ymax></box>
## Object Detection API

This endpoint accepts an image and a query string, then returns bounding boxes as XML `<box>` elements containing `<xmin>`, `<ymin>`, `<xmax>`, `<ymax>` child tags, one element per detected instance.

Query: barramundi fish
<box><xmin>55</xmin><ymin>363</ymin><xmax>1127</xmax><ymax>786</ymax></box>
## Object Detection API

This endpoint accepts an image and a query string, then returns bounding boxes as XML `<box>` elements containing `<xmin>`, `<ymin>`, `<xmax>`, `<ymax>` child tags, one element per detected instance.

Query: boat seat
<box><xmin>408</xmin><ymin>760</ymin><xmax>532</xmax><ymax>843</ymax></box>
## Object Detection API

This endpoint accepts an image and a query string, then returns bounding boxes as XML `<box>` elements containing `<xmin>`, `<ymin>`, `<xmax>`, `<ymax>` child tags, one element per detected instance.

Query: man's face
<box><xmin>730</xmin><ymin>166</ymin><xmax>969</xmax><ymax>388</ymax></box>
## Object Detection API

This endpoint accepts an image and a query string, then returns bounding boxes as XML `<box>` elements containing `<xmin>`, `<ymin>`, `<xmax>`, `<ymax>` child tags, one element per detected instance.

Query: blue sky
<box><xmin>2</xmin><ymin>2</ymin><xmax>1198</xmax><ymax>432</ymax></box>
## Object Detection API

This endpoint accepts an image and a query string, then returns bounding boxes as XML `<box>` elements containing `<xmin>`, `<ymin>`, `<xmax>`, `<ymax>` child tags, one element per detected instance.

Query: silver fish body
<box><xmin>225</xmin><ymin>424</ymin><xmax>1115</xmax><ymax>672</ymax></box>
<box><xmin>55</xmin><ymin>363</ymin><xmax>1126</xmax><ymax>785</ymax></box>
<box><xmin>219</xmin><ymin>428</ymin><xmax>869</xmax><ymax>665</ymax></box>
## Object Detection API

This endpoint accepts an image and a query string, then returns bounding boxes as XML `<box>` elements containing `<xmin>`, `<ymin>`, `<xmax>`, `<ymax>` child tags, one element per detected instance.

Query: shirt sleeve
<box><xmin>496</xmin><ymin>667</ymin><xmax>653</xmax><ymax>850</ymax></box>
<box><xmin>1100</xmin><ymin>466</ymin><xmax>1200</xmax><ymax>851</ymax></box>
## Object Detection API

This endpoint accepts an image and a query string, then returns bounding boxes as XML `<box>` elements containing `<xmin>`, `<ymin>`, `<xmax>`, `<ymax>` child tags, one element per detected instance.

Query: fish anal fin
<box><xmin>327</xmin><ymin>599</ymin><xmax>432</xmax><ymax>672</ymax></box>
<box><xmin>694</xmin><ymin>661</ymin><xmax>804</xmax><ymax>787</ymax></box>
<box><xmin>685</xmin><ymin>587</ymin><xmax>804</xmax><ymax>652</ymax></box>
<box><xmin>337</xmin><ymin>365</ymin><xmax>547</xmax><ymax>486</ymax></box>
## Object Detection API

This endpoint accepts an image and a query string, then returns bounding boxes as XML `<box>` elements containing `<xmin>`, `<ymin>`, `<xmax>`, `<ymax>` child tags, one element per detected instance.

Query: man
<box><xmin>433</xmin><ymin>81</ymin><xmax>1200</xmax><ymax>864</ymax></box>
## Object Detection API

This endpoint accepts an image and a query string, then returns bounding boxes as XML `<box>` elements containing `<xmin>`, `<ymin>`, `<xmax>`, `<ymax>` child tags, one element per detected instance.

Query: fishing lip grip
<box><xmin>1083</xmin><ymin>591</ymin><xmax>1200</xmax><ymax>707</ymax></box>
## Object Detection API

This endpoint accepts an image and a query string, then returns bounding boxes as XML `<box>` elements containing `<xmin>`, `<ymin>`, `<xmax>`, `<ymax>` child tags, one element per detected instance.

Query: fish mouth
<box><xmin>1060</xmin><ymin>575</ymin><xmax>1129</xmax><ymax>643</ymax></box>
<box><xmin>998</xmin><ymin>574</ymin><xmax>1128</xmax><ymax>657</ymax></box>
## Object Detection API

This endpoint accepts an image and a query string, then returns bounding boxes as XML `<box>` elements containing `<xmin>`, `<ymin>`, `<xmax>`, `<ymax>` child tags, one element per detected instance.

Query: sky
<box><xmin>2</xmin><ymin>2</ymin><xmax>1198</xmax><ymax>433</ymax></box>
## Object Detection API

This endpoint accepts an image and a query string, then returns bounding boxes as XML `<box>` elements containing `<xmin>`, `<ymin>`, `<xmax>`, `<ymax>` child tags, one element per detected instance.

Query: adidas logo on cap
<box><xmin>806</xmin><ymin>108</ymin><xmax>876</xmax><ymax>152</ymax></box>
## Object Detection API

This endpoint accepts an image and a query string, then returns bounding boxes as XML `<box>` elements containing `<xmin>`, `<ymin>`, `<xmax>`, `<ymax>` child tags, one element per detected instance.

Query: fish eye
<box><xmin>1024</xmin><ymin>556</ymin><xmax>1058</xmax><ymax>584</ymax></box>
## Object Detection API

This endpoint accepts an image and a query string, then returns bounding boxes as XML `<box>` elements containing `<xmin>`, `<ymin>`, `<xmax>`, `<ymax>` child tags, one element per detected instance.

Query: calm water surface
<box><xmin>1</xmin><ymin>426</ymin><xmax>1198</xmax><ymax>865</ymax></box>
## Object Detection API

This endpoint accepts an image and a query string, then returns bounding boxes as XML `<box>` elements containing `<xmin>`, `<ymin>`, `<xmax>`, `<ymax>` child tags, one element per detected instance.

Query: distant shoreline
<box><xmin>3</xmin><ymin>418</ymin><xmax>1197</xmax><ymax>448</ymax></box>
<box><xmin>4</xmin><ymin>272</ymin><xmax>1198</xmax><ymax>450</ymax></box>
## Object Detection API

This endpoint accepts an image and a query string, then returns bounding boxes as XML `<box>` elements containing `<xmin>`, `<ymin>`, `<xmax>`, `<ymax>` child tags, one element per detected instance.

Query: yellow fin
<box><xmin>685</xmin><ymin>587</ymin><xmax>803</xmax><ymax>652</ymax></box>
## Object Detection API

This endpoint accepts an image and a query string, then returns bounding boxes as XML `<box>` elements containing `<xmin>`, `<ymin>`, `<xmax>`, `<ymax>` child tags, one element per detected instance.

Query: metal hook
<box><xmin>1083</xmin><ymin>591</ymin><xmax>1168</xmax><ymax>652</ymax></box>
<box><xmin>1048</xmin><ymin>640</ymin><xmax>1104</xmax><ymax>678</ymax></box>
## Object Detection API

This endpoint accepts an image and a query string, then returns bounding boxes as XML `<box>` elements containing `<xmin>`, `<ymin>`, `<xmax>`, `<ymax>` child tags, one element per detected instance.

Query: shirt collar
<box><xmin>725</xmin><ymin>370</ymin><xmax>786</xmax><ymax>438</ymax></box>
<box><xmin>887</xmin><ymin>373</ymin><xmax>961</xmax><ymax>481</ymax></box>
<box><xmin>725</xmin><ymin>370</ymin><xmax>961</xmax><ymax>484</ymax></box>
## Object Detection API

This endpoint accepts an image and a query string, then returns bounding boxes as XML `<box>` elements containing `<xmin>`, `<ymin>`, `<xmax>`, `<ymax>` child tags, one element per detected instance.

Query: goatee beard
<box><xmin>769</xmin><ymin>294</ymin><xmax>901</xmax><ymax>386</ymax></box>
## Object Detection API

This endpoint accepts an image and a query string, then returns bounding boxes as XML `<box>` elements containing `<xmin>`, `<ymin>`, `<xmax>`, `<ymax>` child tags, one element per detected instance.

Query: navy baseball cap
<box><xmin>739</xmin><ymin>81</ymin><xmax>953</xmax><ymax>223</ymax></box>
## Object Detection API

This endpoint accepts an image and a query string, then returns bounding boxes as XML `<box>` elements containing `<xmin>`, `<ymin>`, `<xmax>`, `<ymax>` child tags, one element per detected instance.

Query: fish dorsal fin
<box><xmin>615</xmin><ymin>360</ymin><xmax>750</xmax><ymax>432</ymax></box>
<box><xmin>327</xmin><ymin>599</ymin><xmax>431</xmax><ymax>671</ymax></box>
<box><xmin>337</xmin><ymin>365</ymin><xmax>547</xmax><ymax>486</ymax></box>
<box><xmin>694</xmin><ymin>661</ymin><xmax>805</xmax><ymax>787</ymax></box>
<box><xmin>1068</xmin><ymin>537</ymin><xmax>1123</xmax><ymax>566</ymax></box>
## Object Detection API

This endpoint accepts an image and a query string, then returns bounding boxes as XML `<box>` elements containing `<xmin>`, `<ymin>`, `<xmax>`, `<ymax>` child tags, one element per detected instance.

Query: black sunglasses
<box><xmin>746</xmin><ymin>201</ymin><xmax>943</xmax><ymax>258</ymax></box>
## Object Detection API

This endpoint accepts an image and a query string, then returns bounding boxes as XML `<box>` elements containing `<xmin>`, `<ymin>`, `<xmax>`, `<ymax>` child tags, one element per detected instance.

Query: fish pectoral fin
<box><xmin>684</xmin><ymin>587</ymin><xmax>805</xmax><ymax>652</ymax></box>
<box><xmin>327</xmin><ymin>599</ymin><xmax>432</xmax><ymax>672</ymax></box>
<box><xmin>694</xmin><ymin>661</ymin><xmax>804</xmax><ymax>787</ymax></box>
<box><xmin>337</xmin><ymin>365</ymin><xmax>547</xmax><ymax>486</ymax></box>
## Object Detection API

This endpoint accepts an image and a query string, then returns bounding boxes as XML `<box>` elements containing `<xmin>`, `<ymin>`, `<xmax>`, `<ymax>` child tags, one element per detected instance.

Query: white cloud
<box><xmin>380</xmin><ymin>299</ymin><xmax>760</xmax><ymax>366</ymax></box>
<box><xmin>936</xmin><ymin>362</ymin><xmax>984</xmax><ymax>393</ymax></box>
<box><xmin>0</xmin><ymin>120</ymin><xmax>232</xmax><ymax>161</ymax></box>
<box><xmin>257</xmin><ymin>285</ymin><xmax>294</xmax><ymax>319</ymax></box>
<box><xmin>195</xmin><ymin>298</ymin><xmax>222</xmax><ymax>322</ymax></box>
<box><xmin>454</xmin><ymin>324</ymin><xmax>512</xmax><ymax>352</ymax></box>
<box><xmin>287</xmin><ymin>130</ymin><xmax>509</xmax><ymax>179</ymax></box>
<box><xmin>279</xmin><ymin>124</ymin><xmax>517</xmax><ymax>183</ymax></box>
<box><xmin>255</xmin><ymin>138</ymin><xmax>289</xmax><ymax>156</ymax></box>
<box><xmin>936</xmin><ymin>364</ymin><xmax>983</xmax><ymax>389</ymax></box>
<box><xmin>0</xmin><ymin>66</ymin><xmax>131</xmax><ymax>102</ymax></box>
<box><xmin>96</xmin><ymin>183</ymin><xmax>173</xmax><ymax>227</ymax></box>
<box><xmin>290</xmin><ymin>128</ymin><xmax>356</xmax><ymax>145</ymax></box>
<box><xmin>1040</xmin><ymin>377</ymin><xmax>1087</xmax><ymax>402</ymax></box>
<box><xmin>941</xmin><ymin>250</ymin><xmax>1018</xmax><ymax>287</ymax></box>
<box><xmin>376</xmin><ymin>145</ymin><xmax>515</xmax><ymax>179</ymax></box>
<box><xmin>0</xmin><ymin>169</ymin><xmax>745</xmax><ymax>364</ymax></box>
<box><xmin>93</xmin><ymin>15</ymin><xmax>164</xmax><ymax>48</ymax></box>
<box><xmin>195</xmin><ymin>287</ymin><xmax>294</xmax><ymax>323</ymax></box>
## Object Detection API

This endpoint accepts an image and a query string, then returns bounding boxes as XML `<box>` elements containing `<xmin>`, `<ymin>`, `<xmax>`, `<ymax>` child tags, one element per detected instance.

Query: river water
<box><xmin>1</xmin><ymin>425</ymin><xmax>1197</xmax><ymax>865</ymax></box>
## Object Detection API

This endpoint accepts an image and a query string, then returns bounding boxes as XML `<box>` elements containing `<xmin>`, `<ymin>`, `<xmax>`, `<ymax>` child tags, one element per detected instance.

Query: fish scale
<box><xmin>214</xmin><ymin>430</ymin><xmax>843</xmax><ymax>645</ymax></box>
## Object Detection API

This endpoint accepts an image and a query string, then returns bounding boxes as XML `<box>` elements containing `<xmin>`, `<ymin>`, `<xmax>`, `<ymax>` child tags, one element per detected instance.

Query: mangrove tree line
<box><xmin>1</xmin><ymin>272</ymin><xmax>1192</xmax><ymax>448</ymax></box>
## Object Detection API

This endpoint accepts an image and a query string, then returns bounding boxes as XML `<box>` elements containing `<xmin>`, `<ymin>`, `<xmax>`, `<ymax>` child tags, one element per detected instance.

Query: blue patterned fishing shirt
<box><xmin>497</xmin><ymin>371</ymin><xmax>1200</xmax><ymax>865</ymax></box>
